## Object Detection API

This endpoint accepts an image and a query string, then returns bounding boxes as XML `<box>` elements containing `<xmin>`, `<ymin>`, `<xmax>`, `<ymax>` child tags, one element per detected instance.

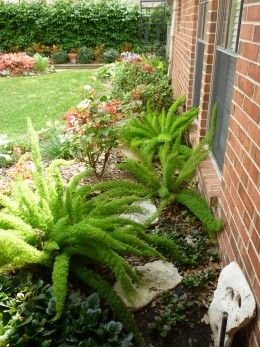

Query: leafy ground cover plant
<box><xmin>120</xmin><ymin>96</ymin><xmax>198</xmax><ymax>159</ymax></box>
<box><xmin>0</xmin><ymin>53</ymin><xmax>35</xmax><ymax>77</ymax></box>
<box><xmin>149</xmin><ymin>269</ymin><xmax>218</xmax><ymax>338</ymax></box>
<box><xmin>0</xmin><ymin>120</ymin><xmax>185</xmax><ymax>346</ymax></box>
<box><xmin>0</xmin><ymin>273</ymin><xmax>133</xmax><ymax>347</ymax></box>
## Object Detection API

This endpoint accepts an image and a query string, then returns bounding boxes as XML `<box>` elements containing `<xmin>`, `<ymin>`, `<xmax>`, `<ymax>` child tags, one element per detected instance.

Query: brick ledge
<box><xmin>189</xmin><ymin>125</ymin><xmax>221</xmax><ymax>211</ymax></box>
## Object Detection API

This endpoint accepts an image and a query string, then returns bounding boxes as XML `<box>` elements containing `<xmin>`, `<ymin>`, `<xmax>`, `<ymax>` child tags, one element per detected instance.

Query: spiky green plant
<box><xmin>120</xmin><ymin>97</ymin><xmax>199</xmax><ymax>159</ymax></box>
<box><xmin>100</xmin><ymin>104</ymin><xmax>223</xmax><ymax>239</ymax></box>
<box><xmin>0</xmin><ymin>120</ymin><xmax>186</xmax><ymax>347</ymax></box>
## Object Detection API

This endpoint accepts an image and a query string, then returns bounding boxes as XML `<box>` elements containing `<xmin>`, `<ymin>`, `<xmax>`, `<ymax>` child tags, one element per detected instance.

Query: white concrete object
<box><xmin>120</xmin><ymin>200</ymin><xmax>158</xmax><ymax>225</ymax></box>
<box><xmin>114</xmin><ymin>260</ymin><xmax>182</xmax><ymax>311</ymax></box>
<box><xmin>208</xmin><ymin>262</ymin><xmax>256</xmax><ymax>347</ymax></box>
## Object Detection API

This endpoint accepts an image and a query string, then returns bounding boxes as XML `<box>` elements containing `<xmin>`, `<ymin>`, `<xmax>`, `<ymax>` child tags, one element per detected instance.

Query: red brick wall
<box><xmin>171</xmin><ymin>0</ymin><xmax>198</xmax><ymax>107</ymax></box>
<box><xmin>171</xmin><ymin>1</ymin><xmax>260</xmax><ymax>346</ymax></box>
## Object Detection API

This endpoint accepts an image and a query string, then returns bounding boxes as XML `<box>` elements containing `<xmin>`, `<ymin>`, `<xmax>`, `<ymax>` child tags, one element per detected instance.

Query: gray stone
<box><xmin>114</xmin><ymin>260</ymin><xmax>182</xmax><ymax>311</ymax></box>
<box><xmin>120</xmin><ymin>200</ymin><xmax>158</xmax><ymax>225</ymax></box>
<box><xmin>208</xmin><ymin>262</ymin><xmax>256</xmax><ymax>347</ymax></box>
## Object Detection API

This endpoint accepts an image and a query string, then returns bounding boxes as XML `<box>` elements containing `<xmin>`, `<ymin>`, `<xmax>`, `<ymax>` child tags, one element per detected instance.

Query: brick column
<box><xmin>171</xmin><ymin>0</ymin><xmax>199</xmax><ymax>108</ymax></box>
<box><xmin>196</xmin><ymin>0</ymin><xmax>218</xmax><ymax>138</ymax></box>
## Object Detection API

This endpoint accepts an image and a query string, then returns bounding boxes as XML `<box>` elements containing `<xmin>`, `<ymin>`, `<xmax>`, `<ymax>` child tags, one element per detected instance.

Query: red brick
<box><xmin>256</xmin><ymin>214</ymin><xmax>260</xmax><ymax>231</ymax></box>
<box><xmin>243</xmin><ymin>152</ymin><xmax>260</xmax><ymax>184</ymax></box>
<box><xmin>253</xmin><ymin>25</ymin><xmax>260</xmax><ymax>43</ymax></box>
<box><xmin>240</xmin><ymin>42</ymin><xmax>259</xmax><ymax>61</ymax></box>
<box><xmin>237</xmin><ymin>75</ymin><xmax>255</xmax><ymax>97</ymax></box>
<box><xmin>240</xmin><ymin>23</ymin><xmax>254</xmax><ymax>41</ymax></box>
<box><xmin>236</xmin><ymin>57</ymin><xmax>250</xmax><ymax>75</ymax></box>
<box><xmin>238</xmin><ymin>183</ymin><xmax>255</xmax><ymax>217</ymax></box>
<box><xmin>251</xmin><ymin>227</ymin><xmax>260</xmax><ymax>255</ymax></box>
<box><xmin>248</xmin><ymin>242</ymin><xmax>260</xmax><ymax>279</ymax></box>
<box><xmin>247</xmin><ymin>180</ymin><xmax>260</xmax><ymax>210</ymax></box>
<box><xmin>242</xmin><ymin>96</ymin><xmax>260</xmax><ymax>123</ymax></box>
<box><xmin>247</xmin><ymin>5</ymin><xmax>260</xmax><ymax>21</ymax></box>
<box><xmin>248</xmin><ymin>63</ymin><xmax>260</xmax><ymax>83</ymax></box>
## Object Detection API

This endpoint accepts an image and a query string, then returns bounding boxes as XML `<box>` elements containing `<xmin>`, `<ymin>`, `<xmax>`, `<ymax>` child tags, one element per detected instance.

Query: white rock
<box><xmin>114</xmin><ymin>260</ymin><xmax>182</xmax><ymax>311</ymax></box>
<box><xmin>208</xmin><ymin>262</ymin><xmax>256</xmax><ymax>347</ymax></box>
<box><xmin>120</xmin><ymin>200</ymin><xmax>158</xmax><ymax>225</ymax></box>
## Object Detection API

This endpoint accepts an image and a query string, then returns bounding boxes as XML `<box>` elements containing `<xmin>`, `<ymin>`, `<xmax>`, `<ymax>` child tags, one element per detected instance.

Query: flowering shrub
<box><xmin>120</xmin><ymin>52</ymin><xmax>141</xmax><ymax>63</ymax></box>
<box><xmin>0</xmin><ymin>53</ymin><xmax>35</xmax><ymax>76</ymax></box>
<box><xmin>62</xmin><ymin>93</ymin><xmax>125</xmax><ymax>176</ymax></box>
<box><xmin>111</xmin><ymin>57</ymin><xmax>173</xmax><ymax>110</ymax></box>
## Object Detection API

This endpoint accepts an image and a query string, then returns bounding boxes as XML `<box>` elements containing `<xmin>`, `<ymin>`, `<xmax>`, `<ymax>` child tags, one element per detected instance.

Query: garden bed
<box><xmin>0</xmin><ymin>54</ymin><xmax>223</xmax><ymax>347</ymax></box>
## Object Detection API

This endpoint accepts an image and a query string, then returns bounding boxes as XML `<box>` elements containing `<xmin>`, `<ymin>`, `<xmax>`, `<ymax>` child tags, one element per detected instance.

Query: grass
<box><xmin>0</xmin><ymin>70</ymin><xmax>99</xmax><ymax>138</ymax></box>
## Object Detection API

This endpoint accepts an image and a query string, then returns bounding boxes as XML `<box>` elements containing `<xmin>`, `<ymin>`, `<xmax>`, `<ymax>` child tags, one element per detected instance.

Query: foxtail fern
<box><xmin>120</xmin><ymin>96</ymin><xmax>199</xmax><ymax>159</ymax></box>
<box><xmin>104</xmin><ymin>104</ymin><xmax>223</xmax><ymax>238</ymax></box>
<box><xmin>0</xmin><ymin>120</ymin><xmax>183</xmax><ymax>346</ymax></box>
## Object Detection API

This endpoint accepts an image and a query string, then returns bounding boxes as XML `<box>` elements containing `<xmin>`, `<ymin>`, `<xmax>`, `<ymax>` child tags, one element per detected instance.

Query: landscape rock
<box><xmin>120</xmin><ymin>200</ymin><xmax>158</xmax><ymax>225</ymax></box>
<box><xmin>114</xmin><ymin>260</ymin><xmax>182</xmax><ymax>311</ymax></box>
<box><xmin>208</xmin><ymin>262</ymin><xmax>256</xmax><ymax>347</ymax></box>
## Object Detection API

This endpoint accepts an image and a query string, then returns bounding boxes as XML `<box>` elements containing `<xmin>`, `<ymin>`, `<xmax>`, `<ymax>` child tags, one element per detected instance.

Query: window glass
<box><xmin>219</xmin><ymin>0</ymin><xmax>242</xmax><ymax>52</ymax></box>
<box><xmin>198</xmin><ymin>0</ymin><xmax>208</xmax><ymax>40</ymax></box>
<box><xmin>227</xmin><ymin>0</ymin><xmax>242</xmax><ymax>51</ymax></box>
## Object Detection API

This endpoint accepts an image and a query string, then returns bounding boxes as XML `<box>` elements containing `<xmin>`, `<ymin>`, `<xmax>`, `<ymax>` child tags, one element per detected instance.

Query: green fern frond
<box><xmin>165</xmin><ymin>96</ymin><xmax>186</xmax><ymax>128</ymax></box>
<box><xmin>0</xmin><ymin>230</ymin><xmax>46</xmax><ymax>270</ymax></box>
<box><xmin>52</xmin><ymin>253</ymin><xmax>70</xmax><ymax>320</ymax></box>
<box><xmin>27</xmin><ymin>118</ymin><xmax>48</xmax><ymax>201</ymax></box>
<box><xmin>0</xmin><ymin>212</ymin><xmax>37</xmax><ymax>244</ymax></box>
<box><xmin>119</xmin><ymin>160</ymin><xmax>160</xmax><ymax>190</ymax></box>
<box><xmin>175</xmin><ymin>189</ymin><xmax>223</xmax><ymax>238</ymax></box>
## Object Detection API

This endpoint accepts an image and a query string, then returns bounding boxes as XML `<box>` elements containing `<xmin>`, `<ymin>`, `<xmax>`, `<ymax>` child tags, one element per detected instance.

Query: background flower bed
<box><xmin>0</xmin><ymin>0</ymin><xmax>168</xmax><ymax>53</ymax></box>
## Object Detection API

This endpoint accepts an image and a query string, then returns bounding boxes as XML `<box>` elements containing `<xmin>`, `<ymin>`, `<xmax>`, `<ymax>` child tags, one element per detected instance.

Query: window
<box><xmin>192</xmin><ymin>0</ymin><xmax>208</xmax><ymax>106</ymax></box>
<box><xmin>198</xmin><ymin>0</ymin><xmax>208</xmax><ymax>41</ymax></box>
<box><xmin>219</xmin><ymin>0</ymin><xmax>243</xmax><ymax>52</ymax></box>
<box><xmin>211</xmin><ymin>0</ymin><xmax>243</xmax><ymax>170</ymax></box>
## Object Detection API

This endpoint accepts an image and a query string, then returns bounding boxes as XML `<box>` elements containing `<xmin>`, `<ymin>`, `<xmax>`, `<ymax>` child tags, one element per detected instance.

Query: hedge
<box><xmin>0</xmin><ymin>0</ymin><xmax>167</xmax><ymax>52</ymax></box>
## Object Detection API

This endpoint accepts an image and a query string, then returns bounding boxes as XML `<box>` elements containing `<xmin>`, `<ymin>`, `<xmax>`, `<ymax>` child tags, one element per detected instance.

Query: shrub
<box><xmin>0</xmin><ymin>274</ymin><xmax>134</xmax><ymax>347</ymax></box>
<box><xmin>111</xmin><ymin>59</ymin><xmax>173</xmax><ymax>110</ymax></box>
<box><xmin>51</xmin><ymin>50</ymin><xmax>68</xmax><ymax>64</ymax></box>
<box><xmin>0</xmin><ymin>1</ymin><xmax>146</xmax><ymax>52</ymax></box>
<box><xmin>77</xmin><ymin>46</ymin><xmax>94</xmax><ymax>64</ymax></box>
<box><xmin>102</xmin><ymin>48</ymin><xmax>119</xmax><ymax>64</ymax></box>
<box><xmin>0</xmin><ymin>120</ymin><xmax>184</xmax><ymax>346</ymax></box>
<box><xmin>94</xmin><ymin>44</ymin><xmax>106</xmax><ymax>62</ymax></box>
<box><xmin>0</xmin><ymin>53</ymin><xmax>35</xmax><ymax>76</ymax></box>
<box><xmin>34</xmin><ymin>53</ymin><xmax>48</xmax><ymax>73</ymax></box>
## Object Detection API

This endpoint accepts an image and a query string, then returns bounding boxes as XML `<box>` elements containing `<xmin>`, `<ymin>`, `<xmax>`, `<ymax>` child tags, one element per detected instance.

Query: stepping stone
<box><xmin>120</xmin><ymin>200</ymin><xmax>158</xmax><ymax>225</ymax></box>
<box><xmin>114</xmin><ymin>260</ymin><xmax>182</xmax><ymax>311</ymax></box>
<box><xmin>208</xmin><ymin>262</ymin><xmax>256</xmax><ymax>347</ymax></box>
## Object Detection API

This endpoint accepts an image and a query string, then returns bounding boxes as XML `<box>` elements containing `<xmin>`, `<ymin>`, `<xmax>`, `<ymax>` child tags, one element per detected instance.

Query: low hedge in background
<box><xmin>0</xmin><ymin>0</ymin><xmax>167</xmax><ymax>53</ymax></box>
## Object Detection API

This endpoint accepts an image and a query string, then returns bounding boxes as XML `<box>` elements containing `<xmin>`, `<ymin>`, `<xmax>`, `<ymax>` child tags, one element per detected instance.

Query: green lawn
<box><xmin>0</xmin><ymin>70</ymin><xmax>99</xmax><ymax>138</ymax></box>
